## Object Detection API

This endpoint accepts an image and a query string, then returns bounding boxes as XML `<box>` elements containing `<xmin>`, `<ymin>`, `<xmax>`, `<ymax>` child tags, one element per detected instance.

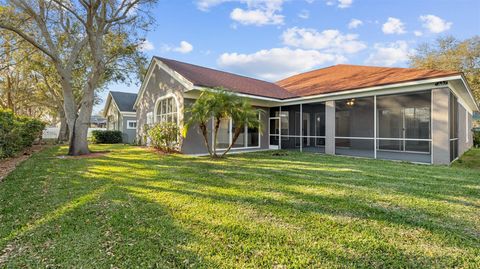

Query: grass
<box><xmin>453</xmin><ymin>147</ymin><xmax>480</xmax><ymax>170</ymax></box>
<box><xmin>0</xmin><ymin>145</ymin><xmax>479</xmax><ymax>268</ymax></box>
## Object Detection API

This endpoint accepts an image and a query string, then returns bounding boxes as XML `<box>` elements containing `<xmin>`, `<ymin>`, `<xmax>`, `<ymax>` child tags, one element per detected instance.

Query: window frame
<box><xmin>213</xmin><ymin>112</ymin><xmax>262</xmax><ymax>151</ymax></box>
<box><xmin>154</xmin><ymin>95</ymin><xmax>179</xmax><ymax>125</ymax></box>
<box><xmin>126</xmin><ymin>120</ymin><xmax>137</xmax><ymax>130</ymax></box>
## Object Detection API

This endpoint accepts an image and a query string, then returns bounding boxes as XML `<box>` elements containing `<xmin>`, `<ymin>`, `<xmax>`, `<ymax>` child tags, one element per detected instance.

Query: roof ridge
<box><xmin>155</xmin><ymin>56</ymin><xmax>284</xmax><ymax>86</ymax></box>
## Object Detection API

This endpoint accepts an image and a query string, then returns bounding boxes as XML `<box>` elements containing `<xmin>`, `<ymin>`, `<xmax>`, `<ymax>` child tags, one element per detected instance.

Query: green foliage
<box><xmin>473</xmin><ymin>130</ymin><xmax>480</xmax><ymax>147</ymax></box>
<box><xmin>409</xmin><ymin>36</ymin><xmax>480</xmax><ymax>104</ymax></box>
<box><xmin>0</xmin><ymin>109</ymin><xmax>45</xmax><ymax>158</ymax></box>
<box><xmin>91</xmin><ymin>130</ymin><xmax>123</xmax><ymax>144</ymax></box>
<box><xmin>184</xmin><ymin>87</ymin><xmax>262</xmax><ymax>158</ymax></box>
<box><xmin>147</xmin><ymin>122</ymin><xmax>180</xmax><ymax>152</ymax></box>
<box><xmin>1</xmin><ymin>144</ymin><xmax>480</xmax><ymax>267</ymax></box>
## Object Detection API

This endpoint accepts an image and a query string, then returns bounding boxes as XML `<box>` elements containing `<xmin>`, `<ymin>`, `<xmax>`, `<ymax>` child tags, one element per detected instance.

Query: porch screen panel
<box><xmin>302</xmin><ymin>102</ymin><xmax>326</xmax><ymax>153</ymax></box>
<box><xmin>217</xmin><ymin>118</ymin><xmax>230</xmax><ymax>149</ymax></box>
<box><xmin>449</xmin><ymin>93</ymin><xmax>459</xmax><ymax>161</ymax></box>
<box><xmin>376</xmin><ymin>91</ymin><xmax>431</xmax><ymax>163</ymax></box>
<box><xmin>335</xmin><ymin>97</ymin><xmax>374</xmax><ymax>157</ymax></box>
<box><xmin>278</xmin><ymin>105</ymin><xmax>300</xmax><ymax>151</ymax></box>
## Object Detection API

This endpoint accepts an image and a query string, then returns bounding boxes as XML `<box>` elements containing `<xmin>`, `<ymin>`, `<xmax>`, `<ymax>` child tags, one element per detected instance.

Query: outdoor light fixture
<box><xmin>346</xmin><ymin>98</ymin><xmax>355</xmax><ymax>107</ymax></box>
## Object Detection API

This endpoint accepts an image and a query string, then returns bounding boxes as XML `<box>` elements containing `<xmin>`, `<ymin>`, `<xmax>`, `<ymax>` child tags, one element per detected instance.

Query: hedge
<box><xmin>0</xmin><ymin>109</ymin><xmax>46</xmax><ymax>159</ymax></box>
<box><xmin>91</xmin><ymin>130</ymin><xmax>123</xmax><ymax>144</ymax></box>
<box><xmin>474</xmin><ymin>130</ymin><xmax>480</xmax><ymax>148</ymax></box>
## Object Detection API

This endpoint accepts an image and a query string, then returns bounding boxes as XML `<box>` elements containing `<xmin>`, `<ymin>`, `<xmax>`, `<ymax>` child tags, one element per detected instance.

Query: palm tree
<box><xmin>184</xmin><ymin>87</ymin><xmax>261</xmax><ymax>158</ymax></box>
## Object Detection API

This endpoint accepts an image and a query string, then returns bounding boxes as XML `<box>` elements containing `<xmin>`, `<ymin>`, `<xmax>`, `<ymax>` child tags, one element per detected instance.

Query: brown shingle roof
<box><xmin>277</xmin><ymin>64</ymin><xmax>460</xmax><ymax>97</ymax></box>
<box><xmin>156</xmin><ymin>57</ymin><xmax>296</xmax><ymax>99</ymax></box>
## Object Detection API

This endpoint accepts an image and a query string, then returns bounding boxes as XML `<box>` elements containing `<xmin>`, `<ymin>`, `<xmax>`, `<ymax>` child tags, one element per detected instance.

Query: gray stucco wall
<box><xmin>122</xmin><ymin>116</ymin><xmax>137</xmax><ymax>144</ymax></box>
<box><xmin>136</xmin><ymin>64</ymin><xmax>270</xmax><ymax>155</ymax></box>
<box><xmin>136</xmin><ymin>64</ymin><xmax>186</xmax><ymax>144</ymax></box>
<box><xmin>325</xmin><ymin>100</ymin><xmax>335</xmax><ymax>154</ymax></box>
<box><xmin>458</xmin><ymin>104</ymin><xmax>474</xmax><ymax>156</ymax></box>
<box><xmin>432</xmin><ymin>88</ymin><xmax>450</xmax><ymax>165</ymax></box>
<box><xmin>182</xmin><ymin>101</ymin><xmax>269</xmax><ymax>155</ymax></box>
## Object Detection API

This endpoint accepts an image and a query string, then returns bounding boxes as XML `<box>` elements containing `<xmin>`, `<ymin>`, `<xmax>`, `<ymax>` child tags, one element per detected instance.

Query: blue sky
<box><xmin>96</xmin><ymin>0</ymin><xmax>480</xmax><ymax>113</ymax></box>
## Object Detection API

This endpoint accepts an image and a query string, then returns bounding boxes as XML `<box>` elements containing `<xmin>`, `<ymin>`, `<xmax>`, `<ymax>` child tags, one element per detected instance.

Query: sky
<box><xmin>96</xmin><ymin>0</ymin><xmax>480</xmax><ymax>113</ymax></box>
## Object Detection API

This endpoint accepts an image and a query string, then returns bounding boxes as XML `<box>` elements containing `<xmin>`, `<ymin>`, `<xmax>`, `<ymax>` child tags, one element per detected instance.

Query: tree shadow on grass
<box><xmin>1</xmin><ymin>145</ymin><xmax>479</xmax><ymax>267</ymax></box>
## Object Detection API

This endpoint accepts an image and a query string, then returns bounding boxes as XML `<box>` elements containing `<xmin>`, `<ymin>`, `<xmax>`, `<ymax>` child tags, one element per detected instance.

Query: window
<box><xmin>156</xmin><ymin>97</ymin><xmax>178</xmax><ymax>124</ymax></box>
<box><xmin>146</xmin><ymin>112</ymin><xmax>154</xmax><ymax>125</ymax></box>
<box><xmin>215</xmin><ymin>112</ymin><xmax>261</xmax><ymax>150</ymax></box>
<box><xmin>127</xmin><ymin>120</ymin><xmax>137</xmax><ymax>129</ymax></box>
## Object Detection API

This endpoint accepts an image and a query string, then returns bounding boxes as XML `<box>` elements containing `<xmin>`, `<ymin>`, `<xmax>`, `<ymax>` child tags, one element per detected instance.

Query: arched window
<box><xmin>155</xmin><ymin>96</ymin><xmax>178</xmax><ymax>124</ymax></box>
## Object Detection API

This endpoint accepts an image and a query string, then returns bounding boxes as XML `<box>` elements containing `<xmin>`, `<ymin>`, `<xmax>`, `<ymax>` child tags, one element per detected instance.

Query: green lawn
<box><xmin>0</xmin><ymin>145</ymin><xmax>479</xmax><ymax>268</ymax></box>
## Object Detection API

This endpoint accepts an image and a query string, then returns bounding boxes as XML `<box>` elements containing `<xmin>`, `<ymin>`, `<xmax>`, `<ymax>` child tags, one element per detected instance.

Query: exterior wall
<box><xmin>122</xmin><ymin>116</ymin><xmax>137</xmax><ymax>144</ymax></box>
<box><xmin>458</xmin><ymin>104</ymin><xmax>474</xmax><ymax>156</ymax></box>
<box><xmin>181</xmin><ymin>103</ymin><xmax>269</xmax><ymax>155</ymax></box>
<box><xmin>431</xmin><ymin>88</ymin><xmax>450</xmax><ymax>165</ymax></box>
<box><xmin>325</xmin><ymin>101</ymin><xmax>335</xmax><ymax>154</ymax></box>
<box><xmin>106</xmin><ymin>103</ymin><xmax>120</xmax><ymax>131</ymax></box>
<box><xmin>136</xmin><ymin>64</ymin><xmax>186</xmax><ymax>144</ymax></box>
<box><xmin>181</xmin><ymin>98</ymin><xmax>213</xmax><ymax>155</ymax></box>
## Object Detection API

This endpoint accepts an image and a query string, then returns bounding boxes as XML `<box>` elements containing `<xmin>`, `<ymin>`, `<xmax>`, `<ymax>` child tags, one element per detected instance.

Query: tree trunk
<box><xmin>221</xmin><ymin>127</ymin><xmax>242</xmax><ymax>158</ymax></box>
<box><xmin>199</xmin><ymin>123</ymin><xmax>212</xmax><ymax>156</ymax></box>
<box><xmin>57</xmin><ymin>108</ymin><xmax>69</xmax><ymax>143</ymax></box>
<box><xmin>212</xmin><ymin>118</ymin><xmax>221</xmax><ymax>157</ymax></box>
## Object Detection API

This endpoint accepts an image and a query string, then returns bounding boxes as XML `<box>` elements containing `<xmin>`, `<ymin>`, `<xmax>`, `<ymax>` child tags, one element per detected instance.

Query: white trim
<box><xmin>212</xmin><ymin>113</ymin><xmax>262</xmax><ymax>153</ymax></box>
<box><xmin>153</xmin><ymin>94</ymin><xmax>180</xmax><ymax>126</ymax></box>
<box><xmin>126</xmin><ymin>120</ymin><xmax>137</xmax><ymax>130</ymax></box>
<box><xmin>134</xmin><ymin>58</ymin><xmax>194</xmax><ymax>108</ymax></box>
<box><xmin>120</xmin><ymin>111</ymin><xmax>137</xmax><ymax>116</ymax></box>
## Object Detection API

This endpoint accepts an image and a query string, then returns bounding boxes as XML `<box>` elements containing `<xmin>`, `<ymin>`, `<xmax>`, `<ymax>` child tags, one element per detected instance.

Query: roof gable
<box><xmin>110</xmin><ymin>91</ymin><xmax>137</xmax><ymax>112</ymax></box>
<box><xmin>155</xmin><ymin>57</ymin><xmax>296</xmax><ymax>99</ymax></box>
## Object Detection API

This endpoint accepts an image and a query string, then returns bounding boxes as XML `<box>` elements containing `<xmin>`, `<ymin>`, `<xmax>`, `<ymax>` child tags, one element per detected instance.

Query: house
<box><xmin>134</xmin><ymin>57</ymin><xmax>478</xmax><ymax>165</ymax></box>
<box><xmin>103</xmin><ymin>91</ymin><xmax>137</xmax><ymax>144</ymax></box>
<box><xmin>90</xmin><ymin>115</ymin><xmax>107</xmax><ymax>128</ymax></box>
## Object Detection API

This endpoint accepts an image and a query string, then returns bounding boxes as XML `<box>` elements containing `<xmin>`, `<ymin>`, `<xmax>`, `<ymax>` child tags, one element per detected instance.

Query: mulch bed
<box><xmin>0</xmin><ymin>145</ymin><xmax>47</xmax><ymax>182</ymax></box>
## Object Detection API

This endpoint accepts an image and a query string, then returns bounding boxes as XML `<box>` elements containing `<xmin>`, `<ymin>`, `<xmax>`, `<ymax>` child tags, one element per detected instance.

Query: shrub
<box><xmin>91</xmin><ymin>130</ymin><xmax>123</xmax><ymax>144</ymax></box>
<box><xmin>0</xmin><ymin>109</ymin><xmax>46</xmax><ymax>159</ymax></box>
<box><xmin>474</xmin><ymin>129</ymin><xmax>480</xmax><ymax>148</ymax></box>
<box><xmin>147</xmin><ymin>122</ymin><xmax>180</xmax><ymax>152</ymax></box>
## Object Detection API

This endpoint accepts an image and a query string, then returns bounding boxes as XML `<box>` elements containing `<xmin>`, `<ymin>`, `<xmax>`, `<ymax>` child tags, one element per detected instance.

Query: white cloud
<box><xmin>230</xmin><ymin>7</ymin><xmax>284</xmax><ymax>25</ymax></box>
<box><xmin>218</xmin><ymin>47</ymin><xmax>346</xmax><ymax>81</ymax></box>
<box><xmin>282</xmin><ymin>27</ymin><xmax>367</xmax><ymax>54</ymax></box>
<box><xmin>196</xmin><ymin>0</ymin><xmax>285</xmax><ymax>26</ymax></box>
<box><xmin>338</xmin><ymin>0</ymin><xmax>353</xmax><ymax>8</ymax></box>
<box><xmin>382</xmin><ymin>17</ymin><xmax>406</xmax><ymax>34</ymax></box>
<box><xmin>414</xmin><ymin>30</ymin><xmax>423</xmax><ymax>37</ymax></box>
<box><xmin>365</xmin><ymin>41</ymin><xmax>413</xmax><ymax>66</ymax></box>
<box><xmin>298</xmin><ymin>10</ymin><xmax>310</xmax><ymax>19</ymax></box>
<box><xmin>139</xmin><ymin>39</ymin><xmax>155</xmax><ymax>52</ymax></box>
<box><xmin>174</xmin><ymin>41</ymin><xmax>193</xmax><ymax>54</ymax></box>
<box><xmin>348</xmin><ymin>19</ymin><xmax>363</xmax><ymax>29</ymax></box>
<box><xmin>420</xmin><ymin>15</ymin><xmax>452</xmax><ymax>33</ymax></box>
<box><xmin>325</xmin><ymin>0</ymin><xmax>352</xmax><ymax>8</ymax></box>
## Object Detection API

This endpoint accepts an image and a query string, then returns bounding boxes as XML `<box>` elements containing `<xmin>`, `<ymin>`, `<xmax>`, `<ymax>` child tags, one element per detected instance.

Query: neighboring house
<box><xmin>90</xmin><ymin>115</ymin><xmax>107</xmax><ymax>128</ymax></box>
<box><xmin>474</xmin><ymin>112</ymin><xmax>480</xmax><ymax>129</ymax></box>
<box><xmin>134</xmin><ymin>57</ymin><xmax>478</xmax><ymax>165</ymax></box>
<box><xmin>103</xmin><ymin>91</ymin><xmax>138</xmax><ymax>144</ymax></box>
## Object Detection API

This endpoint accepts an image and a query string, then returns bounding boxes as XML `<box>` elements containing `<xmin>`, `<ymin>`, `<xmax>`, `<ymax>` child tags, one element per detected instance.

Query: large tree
<box><xmin>0</xmin><ymin>0</ymin><xmax>154</xmax><ymax>155</ymax></box>
<box><xmin>410</xmin><ymin>36</ymin><xmax>480</xmax><ymax>104</ymax></box>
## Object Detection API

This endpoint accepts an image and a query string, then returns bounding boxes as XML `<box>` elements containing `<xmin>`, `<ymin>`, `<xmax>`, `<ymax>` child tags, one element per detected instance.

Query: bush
<box><xmin>0</xmin><ymin>109</ymin><xmax>46</xmax><ymax>159</ymax></box>
<box><xmin>91</xmin><ymin>130</ymin><xmax>123</xmax><ymax>144</ymax></box>
<box><xmin>147</xmin><ymin>122</ymin><xmax>180</xmax><ymax>152</ymax></box>
<box><xmin>474</xmin><ymin>130</ymin><xmax>480</xmax><ymax>148</ymax></box>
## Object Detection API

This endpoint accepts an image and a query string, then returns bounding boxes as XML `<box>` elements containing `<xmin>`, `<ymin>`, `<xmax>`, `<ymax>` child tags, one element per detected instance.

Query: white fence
<box><xmin>42</xmin><ymin>127</ymin><xmax>107</xmax><ymax>139</ymax></box>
